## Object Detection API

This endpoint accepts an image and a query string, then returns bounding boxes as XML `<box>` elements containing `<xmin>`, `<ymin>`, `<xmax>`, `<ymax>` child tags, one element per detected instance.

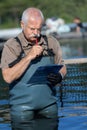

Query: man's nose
<box><xmin>34</xmin><ymin>29</ymin><xmax>39</xmax><ymax>34</ymax></box>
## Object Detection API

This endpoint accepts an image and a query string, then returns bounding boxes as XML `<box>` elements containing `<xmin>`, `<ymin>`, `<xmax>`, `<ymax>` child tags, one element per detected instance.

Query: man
<box><xmin>1</xmin><ymin>7</ymin><xmax>67</xmax><ymax>123</ymax></box>
<box><xmin>73</xmin><ymin>17</ymin><xmax>85</xmax><ymax>33</ymax></box>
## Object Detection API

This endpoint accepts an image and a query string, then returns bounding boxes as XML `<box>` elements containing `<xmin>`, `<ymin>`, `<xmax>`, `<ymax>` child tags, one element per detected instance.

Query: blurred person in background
<box><xmin>73</xmin><ymin>17</ymin><xmax>85</xmax><ymax>33</ymax></box>
<box><xmin>46</xmin><ymin>17</ymin><xmax>70</xmax><ymax>35</ymax></box>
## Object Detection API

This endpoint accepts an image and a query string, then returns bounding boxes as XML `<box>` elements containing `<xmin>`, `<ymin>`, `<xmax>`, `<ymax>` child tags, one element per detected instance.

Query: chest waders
<box><xmin>9</xmin><ymin>37</ymin><xmax>58</xmax><ymax>122</ymax></box>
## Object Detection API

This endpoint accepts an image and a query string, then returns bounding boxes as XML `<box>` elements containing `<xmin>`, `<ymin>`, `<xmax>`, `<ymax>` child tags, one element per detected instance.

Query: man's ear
<box><xmin>20</xmin><ymin>21</ymin><xmax>24</xmax><ymax>30</ymax></box>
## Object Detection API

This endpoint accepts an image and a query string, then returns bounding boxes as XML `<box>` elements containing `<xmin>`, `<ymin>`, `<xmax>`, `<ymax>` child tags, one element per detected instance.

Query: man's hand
<box><xmin>27</xmin><ymin>45</ymin><xmax>43</xmax><ymax>60</ymax></box>
<box><xmin>47</xmin><ymin>72</ymin><xmax>62</xmax><ymax>86</ymax></box>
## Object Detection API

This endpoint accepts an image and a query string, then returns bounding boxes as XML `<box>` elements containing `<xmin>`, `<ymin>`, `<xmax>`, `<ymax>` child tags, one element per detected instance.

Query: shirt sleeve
<box><xmin>1</xmin><ymin>39</ymin><xmax>21</xmax><ymax>68</ymax></box>
<box><xmin>47</xmin><ymin>35</ymin><xmax>64</xmax><ymax>65</ymax></box>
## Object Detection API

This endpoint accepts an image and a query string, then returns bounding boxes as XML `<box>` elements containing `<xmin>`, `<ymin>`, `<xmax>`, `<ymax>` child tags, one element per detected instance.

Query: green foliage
<box><xmin>0</xmin><ymin>0</ymin><xmax>87</xmax><ymax>28</ymax></box>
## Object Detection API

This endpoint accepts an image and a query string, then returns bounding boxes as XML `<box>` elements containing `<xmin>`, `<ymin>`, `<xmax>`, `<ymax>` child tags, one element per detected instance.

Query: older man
<box><xmin>1</xmin><ymin>7</ymin><xmax>67</xmax><ymax>123</ymax></box>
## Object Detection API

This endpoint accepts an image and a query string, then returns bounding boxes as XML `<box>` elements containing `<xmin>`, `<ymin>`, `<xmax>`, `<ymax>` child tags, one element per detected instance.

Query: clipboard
<box><xmin>27</xmin><ymin>64</ymin><xmax>63</xmax><ymax>84</ymax></box>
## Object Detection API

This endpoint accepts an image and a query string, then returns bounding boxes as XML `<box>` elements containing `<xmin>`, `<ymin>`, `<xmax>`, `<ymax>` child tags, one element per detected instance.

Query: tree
<box><xmin>0</xmin><ymin>0</ymin><xmax>87</xmax><ymax>28</ymax></box>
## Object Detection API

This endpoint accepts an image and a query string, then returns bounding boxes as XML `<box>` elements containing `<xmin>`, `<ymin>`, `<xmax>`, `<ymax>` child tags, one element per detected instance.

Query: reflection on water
<box><xmin>0</xmin><ymin>70</ymin><xmax>11</xmax><ymax>130</ymax></box>
<box><xmin>58</xmin><ymin>63</ymin><xmax>87</xmax><ymax>130</ymax></box>
<box><xmin>0</xmin><ymin>38</ymin><xmax>87</xmax><ymax>130</ymax></box>
<box><xmin>57</xmin><ymin>63</ymin><xmax>87</xmax><ymax>108</ymax></box>
<box><xmin>60</xmin><ymin>38</ymin><xmax>87</xmax><ymax>59</ymax></box>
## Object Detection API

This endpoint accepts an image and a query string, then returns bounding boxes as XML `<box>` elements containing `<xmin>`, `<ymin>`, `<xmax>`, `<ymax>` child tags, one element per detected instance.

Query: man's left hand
<box><xmin>47</xmin><ymin>72</ymin><xmax>62</xmax><ymax>86</ymax></box>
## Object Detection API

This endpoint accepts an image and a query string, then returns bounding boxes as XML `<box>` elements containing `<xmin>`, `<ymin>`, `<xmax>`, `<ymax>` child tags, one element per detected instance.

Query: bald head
<box><xmin>21</xmin><ymin>7</ymin><xmax>44</xmax><ymax>24</ymax></box>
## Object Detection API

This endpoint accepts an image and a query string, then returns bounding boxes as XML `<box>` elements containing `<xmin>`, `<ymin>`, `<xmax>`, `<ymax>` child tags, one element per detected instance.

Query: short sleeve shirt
<box><xmin>1</xmin><ymin>32</ymin><xmax>64</xmax><ymax>68</ymax></box>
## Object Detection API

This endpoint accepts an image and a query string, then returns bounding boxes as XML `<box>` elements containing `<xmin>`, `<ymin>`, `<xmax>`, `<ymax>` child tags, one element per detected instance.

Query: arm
<box><xmin>2</xmin><ymin>45</ymin><xmax>43</xmax><ymax>83</ymax></box>
<box><xmin>47</xmin><ymin>35</ymin><xmax>67</xmax><ymax>85</ymax></box>
<box><xmin>48</xmin><ymin>35</ymin><xmax>67</xmax><ymax>77</ymax></box>
<box><xmin>59</xmin><ymin>65</ymin><xmax>67</xmax><ymax>78</ymax></box>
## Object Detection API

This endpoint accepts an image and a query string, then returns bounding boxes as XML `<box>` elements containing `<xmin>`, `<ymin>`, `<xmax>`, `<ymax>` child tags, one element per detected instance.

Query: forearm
<box><xmin>59</xmin><ymin>65</ymin><xmax>67</xmax><ymax>78</ymax></box>
<box><xmin>2</xmin><ymin>55</ymin><xmax>32</xmax><ymax>83</ymax></box>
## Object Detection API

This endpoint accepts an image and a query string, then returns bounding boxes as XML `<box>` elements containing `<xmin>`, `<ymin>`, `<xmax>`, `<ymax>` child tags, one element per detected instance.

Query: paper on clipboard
<box><xmin>27</xmin><ymin>64</ymin><xmax>63</xmax><ymax>84</ymax></box>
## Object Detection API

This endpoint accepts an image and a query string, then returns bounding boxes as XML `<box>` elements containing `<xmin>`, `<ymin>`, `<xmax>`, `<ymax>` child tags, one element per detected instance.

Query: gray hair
<box><xmin>21</xmin><ymin>7</ymin><xmax>44</xmax><ymax>24</ymax></box>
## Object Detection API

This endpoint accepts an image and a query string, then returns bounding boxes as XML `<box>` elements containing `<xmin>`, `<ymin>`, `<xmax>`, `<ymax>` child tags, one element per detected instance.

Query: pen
<box><xmin>36</xmin><ymin>38</ymin><xmax>38</xmax><ymax>45</ymax></box>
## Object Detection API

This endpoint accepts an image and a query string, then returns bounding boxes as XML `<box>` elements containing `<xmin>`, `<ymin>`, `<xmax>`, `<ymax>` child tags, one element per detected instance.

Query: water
<box><xmin>0</xmin><ymin>71</ymin><xmax>11</xmax><ymax>130</ymax></box>
<box><xmin>60</xmin><ymin>37</ymin><xmax>87</xmax><ymax>59</ymax></box>
<box><xmin>57</xmin><ymin>63</ymin><xmax>87</xmax><ymax>130</ymax></box>
<box><xmin>0</xmin><ymin>38</ymin><xmax>87</xmax><ymax>130</ymax></box>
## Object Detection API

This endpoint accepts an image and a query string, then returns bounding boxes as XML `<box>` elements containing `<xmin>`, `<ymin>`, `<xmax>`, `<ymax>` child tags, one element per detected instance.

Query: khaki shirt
<box><xmin>1</xmin><ymin>32</ymin><xmax>64</xmax><ymax>68</ymax></box>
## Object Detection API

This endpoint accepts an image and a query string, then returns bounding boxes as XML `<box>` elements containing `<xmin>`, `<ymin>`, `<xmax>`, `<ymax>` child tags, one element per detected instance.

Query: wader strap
<box><xmin>42</xmin><ymin>35</ymin><xmax>48</xmax><ymax>45</ymax></box>
<box><xmin>9</xmin><ymin>37</ymin><xmax>25</xmax><ymax>68</ymax></box>
<box><xmin>42</xmin><ymin>35</ymin><xmax>55</xmax><ymax>56</ymax></box>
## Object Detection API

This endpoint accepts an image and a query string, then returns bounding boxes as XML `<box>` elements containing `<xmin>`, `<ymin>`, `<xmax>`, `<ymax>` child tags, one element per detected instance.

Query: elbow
<box><xmin>64</xmin><ymin>66</ymin><xmax>67</xmax><ymax>77</ymax></box>
<box><xmin>3</xmin><ymin>76</ymin><xmax>12</xmax><ymax>84</ymax></box>
<box><xmin>64</xmin><ymin>65</ymin><xmax>67</xmax><ymax>75</ymax></box>
<box><xmin>60</xmin><ymin>65</ymin><xmax>67</xmax><ymax>77</ymax></box>
<box><xmin>2</xmin><ymin>69</ymin><xmax>13</xmax><ymax>84</ymax></box>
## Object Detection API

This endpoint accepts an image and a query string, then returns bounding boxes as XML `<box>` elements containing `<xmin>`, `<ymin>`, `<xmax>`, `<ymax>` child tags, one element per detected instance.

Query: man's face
<box><xmin>21</xmin><ymin>18</ymin><xmax>43</xmax><ymax>42</ymax></box>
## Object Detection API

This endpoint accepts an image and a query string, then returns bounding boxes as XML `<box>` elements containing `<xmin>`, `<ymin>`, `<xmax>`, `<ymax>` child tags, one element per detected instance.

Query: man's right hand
<box><xmin>27</xmin><ymin>45</ymin><xmax>43</xmax><ymax>60</ymax></box>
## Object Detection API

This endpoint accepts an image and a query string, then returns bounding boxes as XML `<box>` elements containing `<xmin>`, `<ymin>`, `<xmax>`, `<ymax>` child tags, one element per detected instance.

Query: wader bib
<box><xmin>9</xmin><ymin>56</ymin><xmax>58</xmax><ymax>121</ymax></box>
